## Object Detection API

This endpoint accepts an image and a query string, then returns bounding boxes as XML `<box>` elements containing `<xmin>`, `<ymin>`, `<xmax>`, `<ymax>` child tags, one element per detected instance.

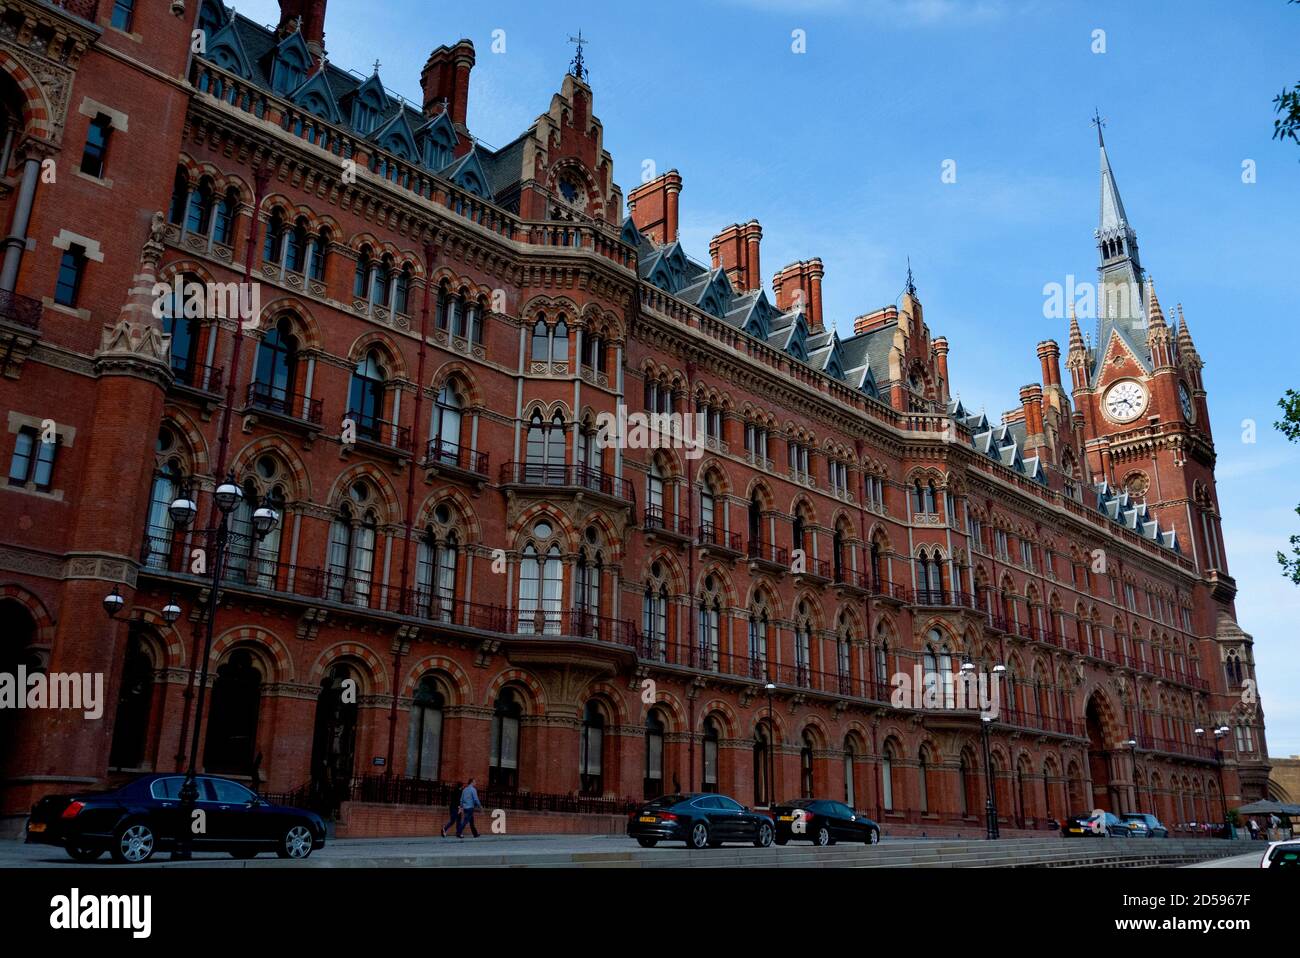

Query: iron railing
<box><xmin>345</xmin><ymin>409</ymin><xmax>412</xmax><ymax>452</ymax></box>
<box><xmin>0</xmin><ymin>288</ymin><xmax>42</xmax><ymax>329</ymax></box>
<box><xmin>698</xmin><ymin>523</ymin><xmax>742</xmax><ymax>552</ymax></box>
<box><xmin>425</xmin><ymin>438</ymin><xmax>488</xmax><ymax>475</ymax></box>
<box><xmin>247</xmin><ymin>381</ymin><xmax>323</xmax><ymax>424</ymax></box>
<box><xmin>499</xmin><ymin>461</ymin><xmax>635</xmax><ymax>504</ymax></box>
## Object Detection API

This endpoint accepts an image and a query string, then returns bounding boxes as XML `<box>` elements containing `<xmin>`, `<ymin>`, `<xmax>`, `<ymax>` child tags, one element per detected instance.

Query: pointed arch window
<box><xmin>644</xmin><ymin>710</ymin><xmax>665</xmax><ymax>799</ymax></box>
<box><xmin>489</xmin><ymin>689</ymin><xmax>522</xmax><ymax>789</ymax></box>
<box><xmin>432</xmin><ymin>382</ymin><xmax>464</xmax><ymax>464</ymax></box>
<box><xmin>185</xmin><ymin>177</ymin><xmax>215</xmax><ymax>236</ymax></box>
<box><xmin>263</xmin><ymin>207</ymin><xmax>286</xmax><ymax>264</ymax></box>
<box><xmin>285</xmin><ymin>216</ymin><xmax>308</xmax><ymax>273</ymax></box>
<box><xmin>642</xmin><ymin>578</ymin><xmax>668</xmax><ymax>661</ymax></box>
<box><xmin>748</xmin><ymin>608</ymin><xmax>768</xmax><ymax>676</ymax></box>
<box><xmin>517</xmin><ymin>523</ymin><xmax>562</xmax><ymax>634</ymax></box>
<box><xmin>524</xmin><ymin>411</ymin><xmax>566</xmax><ymax>484</ymax></box>
<box><xmin>253</xmin><ymin>316</ymin><xmax>299</xmax><ymax>413</ymax></box>
<box><xmin>579</xmin><ymin>701</ymin><xmax>604</xmax><ymax>795</ymax></box>
<box><xmin>415</xmin><ymin>525</ymin><xmax>458</xmax><ymax>623</ymax></box>
<box><xmin>308</xmin><ymin>227</ymin><xmax>329</xmax><ymax>280</ymax></box>
<box><xmin>327</xmin><ymin>487</ymin><xmax>378</xmax><ymax>606</ymax></box>
<box><xmin>703</xmin><ymin>717</ymin><xmax>720</xmax><ymax>793</ymax></box>
<box><xmin>348</xmin><ymin>350</ymin><xmax>386</xmax><ymax>441</ymax></box>
<box><xmin>576</xmin><ymin>533</ymin><xmax>603</xmax><ymax>635</ymax></box>
<box><xmin>406</xmin><ymin>677</ymin><xmax>443</xmax><ymax>781</ymax></box>
<box><xmin>168</xmin><ymin>167</ymin><xmax>190</xmax><ymax>225</ymax></box>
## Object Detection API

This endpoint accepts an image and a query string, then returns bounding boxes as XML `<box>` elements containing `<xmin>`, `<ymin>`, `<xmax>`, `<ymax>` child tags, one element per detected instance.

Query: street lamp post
<box><xmin>137</xmin><ymin>472</ymin><xmax>278</xmax><ymax>860</ymax></box>
<box><xmin>980</xmin><ymin>714</ymin><xmax>999</xmax><ymax>840</ymax></box>
<box><xmin>1197</xmin><ymin>725</ymin><xmax>1232</xmax><ymax>838</ymax></box>
<box><xmin>764</xmin><ymin>680</ymin><xmax>776</xmax><ymax>809</ymax></box>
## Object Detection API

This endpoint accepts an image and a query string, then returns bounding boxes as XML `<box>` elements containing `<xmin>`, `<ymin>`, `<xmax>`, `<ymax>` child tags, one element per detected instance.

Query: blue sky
<box><xmin>240</xmin><ymin>0</ymin><xmax>1300</xmax><ymax>754</ymax></box>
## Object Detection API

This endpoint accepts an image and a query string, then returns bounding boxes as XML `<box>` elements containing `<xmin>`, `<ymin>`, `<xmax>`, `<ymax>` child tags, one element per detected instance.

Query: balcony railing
<box><xmin>499</xmin><ymin>462</ymin><xmax>636</xmax><ymax>504</ymax></box>
<box><xmin>912</xmin><ymin>588</ymin><xmax>977</xmax><ymax>609</ymax></box>
<box><xmin>247</xmin><ymin>381</ymin><xmax>323</xmax><ymax>424</ymax></box>
<box><xmin>834</xmin><ymin>568</ymin><xmax>871</xmax><ymax>591</ymax></box>
<box><xmin>169</xmin><ymin>361</ymin><xmax>224</xmax><ymax>393</ymax></box>
<box><xmin>345</xmin><ymin>410</ymin><xmax>412</xmax><ymax>452</ymax></box>
<box><xmin>425</xmin><ymin>438</ymin><xmax>488</xmax><ymax>475</ymax></box>
<box><xmin>0</xmin><ymin>288</ymin><xmax>42</xmax><ymax>330</ymax></box>
<box><xmin>697</xmin><ymin>523</ymin><xmax>742</xmax><ymax>552</ymax></box>
<box><xmin>998</xmin><ymin>706</ymin><xmax>1083</xmax><ymax>738</ymax></box>
<box><xmin>747</xmin><ymin>540</ymin><xmax>789</xmax><ymax>567</ymax></box>
<box><xmin>643</xmin><ymin>506</ymin><xmax>690</xmax><ymax>537</ymax></box>
<box><xmin>796</xmin><ymin>555</ymin><xmax>832</xmax><ymax>580</ymax></box>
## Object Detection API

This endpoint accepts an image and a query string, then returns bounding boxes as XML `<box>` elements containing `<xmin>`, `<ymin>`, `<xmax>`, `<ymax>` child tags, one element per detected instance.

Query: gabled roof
<box><xmin>289</xmin><ymin>67</ymin><xmax>343</xmax><ymax>123</ymax></box>
<box><xmin>439</xmin><ymin>147</ymin><xmax>492</xmax><ymax>197</ymax></box>
<box><xmin>370</xmin><ymin>106</ymin><xmax>422</xmax><ymax>162</ymax></box>
<box><xmin>206</xmin><ymin>18</ymin><xmax>256</xmax><ymax>78</ymax></box>
<box><xmin>1091</xmin><ymin>321</ymin><xmax>1152</xmax><ymax>380</ymax></box>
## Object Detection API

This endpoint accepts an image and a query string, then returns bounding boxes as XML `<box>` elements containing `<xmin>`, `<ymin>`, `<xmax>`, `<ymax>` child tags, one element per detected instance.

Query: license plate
<box><xmin>639</xmin><ymin>816</ymin><xmax>656</xmax><ymax>823</ymax></box>
<box><xmin>779</xmin><ymin>815</ymin><xmax>795</xmax><ymax>821</ymax></box>
<box><xmin>1069</xmin><ymin>828</ymin><xmax>1084</xmax><ymax>833</ymax></box>
<box><xmin>27</xmin><ymin>823</ymin><xmax>46</xmax><ymax>833</ymax></box>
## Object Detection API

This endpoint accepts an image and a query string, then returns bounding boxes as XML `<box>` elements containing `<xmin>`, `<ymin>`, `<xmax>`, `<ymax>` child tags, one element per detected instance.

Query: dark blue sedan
<box><xmin>25</xmin><ymin>773</ymin><xmax>327</xmax><ymax>863</ymax></box>
<box><xmin>627</xmin><ymin>793</ymin><xmax>775</xmax><ymax>849</ymax></box>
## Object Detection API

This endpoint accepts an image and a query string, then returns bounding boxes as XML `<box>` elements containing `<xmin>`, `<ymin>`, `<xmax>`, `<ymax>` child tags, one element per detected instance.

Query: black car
<box><xmin>25</xmin><ymin>773</ymin><xmax>327</xmax><ymax>863</ymax></box>
<box><xmin>1061</xmin><ymin>811</ymin><xmax>1130</xmax><ymax>838</ymax></box>
<box><xmin>1121</xmin><ymin>812</ymin><xmax>1169</xmax><ymax>838</ymax></box>
<box><xmin>772</xmin><ymin>798</ymin><xmax>881</xmax><ymax>846</ymax></box>
<box><xmin>627</xmin><ymin>793</ymin><xmax>775</xmax><ymax>849</ymax></box>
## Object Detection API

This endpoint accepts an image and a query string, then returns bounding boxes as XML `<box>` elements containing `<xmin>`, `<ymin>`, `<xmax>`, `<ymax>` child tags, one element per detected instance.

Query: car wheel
<box><xmin>111</xmin><ymin>822</ymin><xmax>156</xmax><ymax>864</ymax></box>
<box><xmin>276</xmin><ymin>823</ymin><xmax>315</xmax><ymax>860</ymax></box>
<box><xmin>815</xmin><ymin>825</ymin><xmax>832</xmax><ymax>847</ymax></box>
<box><xmin>754</xmin><ymin>822</ymin><xmax>774</xmax><ymax>848</ymax></box>
<box><xmin>688</xmin><ymin>822</ymin><xmax>710</xmax><ymax>849</ymax></box>
<box><xmin>866</xmin><ymin>828</ymin><xmax>880</xmax><ymax>845</ymax></box>
<box><xmin>636</xmin><ymin>838</ymin><xmax>658</xmax><ymax>848</ymax></box>
<box><xmin>66</xmin><ymin>844</ymin><xmax>103</xmax><ymax>863</ymax></box>
<box><xmin>230</xmin><ymin>848</ymin><xmax>260</xmax><ymax>859</ymax></box>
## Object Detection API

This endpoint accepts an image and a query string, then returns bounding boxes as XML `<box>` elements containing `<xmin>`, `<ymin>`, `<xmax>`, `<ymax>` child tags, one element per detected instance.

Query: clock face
<box><xmin>1179</xmin><ymin>382</ymin><xmax>1195</xmax><ymax>422</ymax></box>
<box><xmin>1104</xmin><ymin>380</ymin><xmax>1148</xmax><ymax>423</ymax></box>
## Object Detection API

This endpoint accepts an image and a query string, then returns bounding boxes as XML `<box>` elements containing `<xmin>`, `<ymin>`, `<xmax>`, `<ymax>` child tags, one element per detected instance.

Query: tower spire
<box><xmin>1093</xmin><ymin>116</ymin><xmax>1144</xmax><ymax>331</ymax></box>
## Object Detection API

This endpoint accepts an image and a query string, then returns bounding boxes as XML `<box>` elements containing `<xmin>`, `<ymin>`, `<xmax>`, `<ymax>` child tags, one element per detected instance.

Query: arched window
<box><xmin>168</xmin><ymin>167</ymin><xmax>190</xmax><ymax>225</ymax></box>
<box><xmin>489</xmin><ymin>689</ymin><xmax>522</xmax><ymax>789</ymax></box>
<box><xmin>553</xmin><ymin>319</ymin><xmax>569</xmax><ymax>363</ymax></box>
<box><xmin>263</xmin><ymin>207</ymin><xmax>286</xmax><ymax>264</ymax></box>
<box><xmin>253</xmin><ymin>316</ymin><xmax>299</xmax><ymax>412</ymax></box>
<box><xmin>642</xmin><ymin>562</ymin><xmax>669</xmax><ymax>662</ymax></box>
<box><xmin>882</xmin><ymin>743</ymin><xmax>895</xmax><ymax>811</ymax></box>
<box><xmin>524</xmin><ymin>411</ymin><xmax>565</xmax><ymax>484</ymax></box>
<box><xmin>530</xmin><ymin>317</ymin><xmax>550</xmax><ymax>363</ymax></box>
<box><xmin>918</xmin><ymin>750</ymin><xmax>930</xmax><ymax>813</ymax></box>
<box><xmin>354</xmin><ymin>246</ymin><xmax>372</xmax><ymax>299</ymax></box>
<box><xmin>348</xmin><ymin>350</ymin><xmax>386</xmax><ymax>440</ymax></box>
<box><xmin>432</xmin><ymin>382</ymin><xmax>464</xmax><ymax>463</ymax></box>
<box><xmin>748</xmin><ymin>605</ymin><xmax>768</xmax><ymax>676</ymax></box>
<box><xmin>375</xmin><ymin>254</ymin><xmax>394</xmax><ymax>308</ymax></box>
<box><xmin>212</xmin><ymin>188</ymin><xmax>238</xmax><ymax>246</ymax></box>
<box><xmin>395</xmin><ymin>264</ymin><xmax>412</xmax><ymax>314</ymax></box>
<box><xmin>794</xmin><ymin>601</ymin><xmax>812</xmax><ymax>684</ymax></box>
<box><xmin>646</xmin><ymin>459</ymin><xmax>666</xmax><ymax>525</ymax></box>
<box><xmin>185</xmin><ymin>177</ymin><xmax>214</xmax><ymax>236</ymax></box>
<box><xmin>800</xmin><ymin>730</ymin><xmax>815</xmax><ymax>798</ymax></box>
<box><xmin>406</xmin><ymin>676</ymin><xmax>444</xmax><ymax>781</ymax></box>
<box><xmin>517</xmin><ymin>521</ymin><xmax>562</xmax><ymax>634</ymax></box>
<box><xmin>700</xmin><ymin>477</ymin><xmax>718</xmax><ymax>537</ymax></box>
<box><xmin>310</xmin><ymin>664</ymin><xmax>359</xmax><ymax>810</ymax></box>
<box><xmin>203</xmin><ymin>649</ymin><xmax>262</xmax><ymax>775</ymax></box>
<box><xmin>844</xmin><ymin>740</ymin><xmax>856</xmax><ymax>807</ymax></box>
<box><xmin>579</xmin><ymin>701</ymin><xmax>604</xmax><ymax>795</ymax></box>
<box><xmin>702</xmin><ymin>717</ymin><xmax>720</xmax><ymax>793</ymax></box>
<box><xmin>576</xmin><ymin>530</ymin><xmax>603</xmax><ymax>635</ymax></box>
<box><xmin>285</xmin><ymin>216</ymin><xmax>308</xmax><ymax>273</ymax></box>
<box><xmin>308</xmin><ymin>227</ymin><xmax>329</xmax><ymax>280</ymax></box>
<box><xmin>644</xmin><ymin>709</ymin><xmax>665</xmax><ymax>799</ymax></box>
<box><xmin>415</xmin><ymin>513</ymin><xmax>457</xmax><ymax>623</ymax></box>
<box><xmin>748</xmin><ymin>493</ymin><xmax>762</xmax><ymax>548</ymax></box>
<box><xmin>327</xmin><ymin>484</ymin><xmax>378</xmax><ymax>606</ymax></box>
<box><xmin>697</xmin><ymin>577</ymin><xmax>722</xmax><ymax>671</ymax></box>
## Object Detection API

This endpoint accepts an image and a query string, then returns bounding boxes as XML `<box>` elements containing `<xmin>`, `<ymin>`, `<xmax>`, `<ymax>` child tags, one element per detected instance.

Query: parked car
<box><xmin>627</xmin><ymin>793</ymin><xmax>775</xmax><ymax>849</ymax></box>
<box><xmin>771</xmin><ymin>798</ymin><xmax>881</xmax><ymax>846</ymax></box>
<box><xmin>1122</xmin><ymin>812</ymin><xmax>1170</xmax><ymax>838</ymax></box>
<box><xmin>1260</xmin><ymin>838</ymin><xmax>1300</xmax><ymax>868</ymax></box>
<box><xmin>25</xmin><ymin>773</ymin><xmax>327</xmax><ymax>864</ymax></box>
<box><xmin>1061</xmin><ymin>811</ymin><xmax>1130</xmax><ymax>837</ymax></box>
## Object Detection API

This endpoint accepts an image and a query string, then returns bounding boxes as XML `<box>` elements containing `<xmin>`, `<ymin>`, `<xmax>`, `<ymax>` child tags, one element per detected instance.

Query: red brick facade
<box><xmin>0</xmin><ymin>0</ymin><xmax>1271</xmax><ymax>836</ymax></box>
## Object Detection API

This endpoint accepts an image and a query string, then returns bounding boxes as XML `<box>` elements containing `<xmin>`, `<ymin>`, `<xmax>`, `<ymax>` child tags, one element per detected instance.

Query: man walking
<box><xmin>440</xmin><ymin>785</ymin><xmax>462</xmax><ymax>838</ymax></box>
<box><xmin>456</xmin><ymin>777</ymin><xmax>483</xmax><ymax>839</ymax></box>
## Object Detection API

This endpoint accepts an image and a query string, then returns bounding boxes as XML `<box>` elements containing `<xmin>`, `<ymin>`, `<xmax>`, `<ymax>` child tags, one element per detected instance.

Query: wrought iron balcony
<box><xmin>424</xmin><ymin>438</ymin><xmax>488</xmax><ymax>476</ymax></box>
<box><xmin>499</xmin><ymin>461</ymin><xmax>636</xmax><ymax>506</ymax></box>
<box><xmin>344</xmin><ymin>409</ymin><xmax>412</xmax><ymax>454</ymax></box>
<box><xmin>642</xmin><ymin>506</ymin><xmax>691</xmax><ymax>540</ymax></box>
<box><xmin>246</xmin><ymin>381</ymin><xmax>323</xmax><ymax>425</ymax></box>
<box><xmin>697</xmin><ymin>522</ymin><xmax>742</xmax><ymax>554</ymax></box>
<box><xmin>747</xmin><ymin>539</ymin><xmax>789</xmax><ymax>568</ymax></box>
<box><xmin>169</xmin><ymin>361</ymin><xmax>224</xmax><ymax>394</ymax></box>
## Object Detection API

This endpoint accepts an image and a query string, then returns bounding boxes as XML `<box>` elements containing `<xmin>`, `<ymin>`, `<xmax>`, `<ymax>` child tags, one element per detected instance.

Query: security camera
<box><xmin>171</xmin><ymin>0</ymin><xmax>186</xmax><ymax>17</ymax></box>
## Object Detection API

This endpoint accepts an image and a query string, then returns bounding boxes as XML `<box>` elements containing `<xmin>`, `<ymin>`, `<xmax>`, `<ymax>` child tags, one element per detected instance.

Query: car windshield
<box><xmin>785</xmin><ymin>799</ymin><xmax>816</xmax><ymax>808</ymax></box>
<box><xmin>1122</xmin><ymin>815</ymin><xmax>1147</xmax><ymax>822</ymax></box>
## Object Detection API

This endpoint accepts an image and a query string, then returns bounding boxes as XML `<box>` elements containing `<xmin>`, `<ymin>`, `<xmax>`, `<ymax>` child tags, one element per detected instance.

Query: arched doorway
<box><xmin>203</xmin><ymin>648</ymin><xmax>262</xmax><ymax>776</ymax></box>
<box><xmin>108</xmin><ymin>625</ymin><xmax>157</xmax><ymax>771</ymax></box>
<box><xmin>1085</xmin><ymin>694</ymin><xmax>1113</xmax><ymax>811</ymax></box>
<box><xmin>310</xmin><ymin>664</ymin><xmax>359</xmax><ymax>814</ymax></box>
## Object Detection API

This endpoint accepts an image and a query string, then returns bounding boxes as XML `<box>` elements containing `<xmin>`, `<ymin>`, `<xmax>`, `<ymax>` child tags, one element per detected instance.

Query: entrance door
<box><xmin>1085</xmin><ymin>698</ymin><xmax>1111</xmax><ymax>811</ymax></box>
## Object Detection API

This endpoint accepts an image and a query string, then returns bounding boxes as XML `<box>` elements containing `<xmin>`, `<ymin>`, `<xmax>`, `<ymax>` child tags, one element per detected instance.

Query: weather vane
<box><xmin>905</xmin><ymin>257</ymin><xmax>916</xmax><ymax>296</ymax></box>
<box><xmin>568</xmin><ymin>30</ymin><xmax>588</xmax><ymax>82</ymax></box>
<box><xmin>1091</xmin><ymin>108</ymin><xmax>1107</xmax><ymax>144</ymax></box>
<box><xmin>372</xmin><ymin>59</ymin><xmax>381</xmax><ymax>75</ymax></box>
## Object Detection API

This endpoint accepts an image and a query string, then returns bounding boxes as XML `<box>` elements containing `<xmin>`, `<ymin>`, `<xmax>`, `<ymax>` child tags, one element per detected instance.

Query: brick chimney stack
<box><xmin>709</xmin><ymin>220</ymin><xmax>763</xmax><ymax>292</ymax></box>
<box><xmin>1021</xmin><ymin>383</ymin><xmax>1046</xmax><ymax>447</ymax></box>
<box><xmin>420</xmin><ymin>39</ymin><xmax>476</xmax><ymax>137</ymax></box>
<box><xmin>1037</xmin><ymin>340</ymin><xmax>1062</xmax><ymax>389</ymax></box>
<box><xmin>772</xmin><ymin>259</ymin><xmax>825</xmax><ymax>330</ymax></box>
<box><xmin>627</xmin><ymin>170</ymin><xmax>683</xmax><ymax>246</ymax></box>
<box><xmin>932</xmin><ymin>336</ymin><xmax>950</xmax><ymax>396</ymax></box>
<box><xmin>278</xmin><ymin>0</ymin><xmax>328</xmax><ymax>60</ymax></box>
